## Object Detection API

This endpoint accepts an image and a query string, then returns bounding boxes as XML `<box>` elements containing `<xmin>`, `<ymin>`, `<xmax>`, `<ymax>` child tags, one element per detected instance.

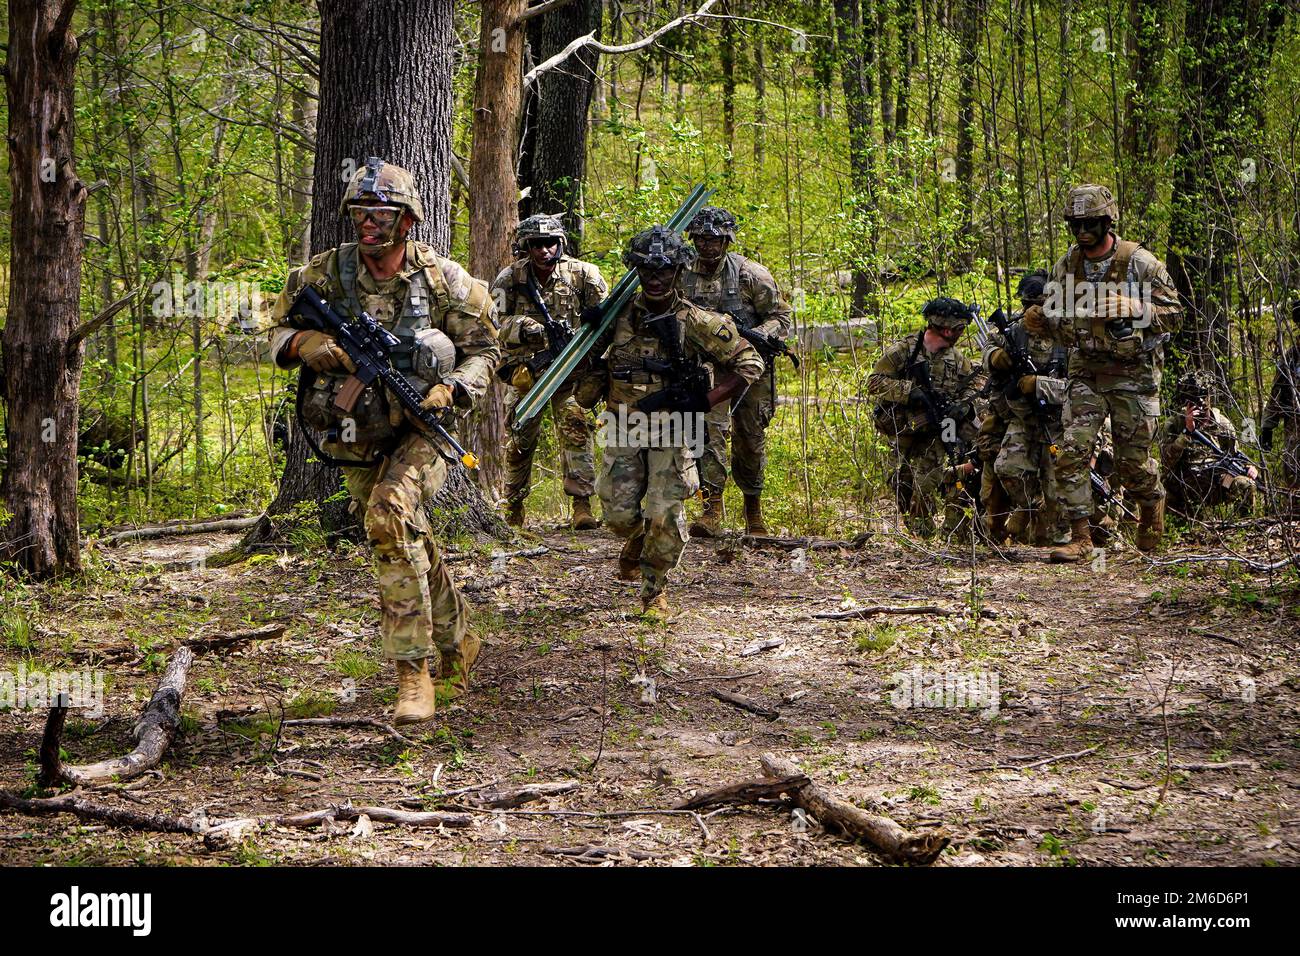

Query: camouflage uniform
<box><xmin>1161</xmin><ymin>375</ymin><xmax>1256</xmax><ymax>516</ymax></box>
<box><xmin>679</xmin><ymin>251</ymin><xmax>792</xmax><ymax>496</ymax></box>
<box><xmin>1262</xmin><ymin>330</ymin><xmax>1300</xmax><ymax>487</ymax></box>
<box><xmin>1044</xmin><ymin>185</ymin><xmax>1181</xmax><ymax>556</ymax></box>
<box><xmin>869</xmin><ymin>310</ymin><xmax>982</xmax><ymax>537</ymax></box>
<box><xmin>269</xmin><ymin>235</ymin><xmax>499</xmax><ymax>673</ymax></box>
<box><xmin>590</xmin><ymin>289</ymin><xmax>763</xmax><ymax>601</ymax></box>
<box><xmin>982</xmin><ymin>321</ymin><xmax>1069</xmax><ymax>543</ymax></box>
<box><xmin>493</xmin><ymin>253</ymin><xmax>607</xmax><ymax>506</ymax></box>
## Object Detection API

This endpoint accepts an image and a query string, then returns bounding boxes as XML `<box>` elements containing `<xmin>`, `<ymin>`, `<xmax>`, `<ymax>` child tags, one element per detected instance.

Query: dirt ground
<box><xmin>2</xmin><ymin>517</ymin><xmax>1297</xmax><ymax>867</ymax></box>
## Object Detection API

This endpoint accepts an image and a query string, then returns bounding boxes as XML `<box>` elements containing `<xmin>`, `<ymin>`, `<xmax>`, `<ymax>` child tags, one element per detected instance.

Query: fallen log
<box><xmin>0</xmin><ymin>790</ymin><xmax>196</xmax><ymax>834</ymax></box>
<box><xmin>741</xmin><ymin>532</ymin><xmax>873</xmax><ymax>552</ymax></box>
<box><xmin>95</xmin><ymin>515</ymin><xmax>262</xmax><ymax>546</ymax></box>
<box><xmin>276</xmin><ymin>805</ymin><xmax>474</xmax><ymax>830</ymax></box>
<box><xmin>185</xmin><ymin>623</ymin><xmax>286</xmax><ymax>653</ymax></box>
<box><xmin>760</xmin><ymin>753</ymin><xmax>948</xmax><ymax>865</ymax></box>
<box><xmin>673</xmin><ymin>774</ymin><xmax>809</xmax><ymax>812</ymax></box>
<box><xmin>541</xmin><ymin>845</ymin><xmax>666</xmax><ymax>862</ymax></box>
<box><xmin>710</xmin><ymin>688</ymin><xmax>779</xmax><ymax>720</ymax></box>
<box><xmin>41</xmin><ymin>647</ymin><xmax>194</xmax><ymax>787</ymax></box>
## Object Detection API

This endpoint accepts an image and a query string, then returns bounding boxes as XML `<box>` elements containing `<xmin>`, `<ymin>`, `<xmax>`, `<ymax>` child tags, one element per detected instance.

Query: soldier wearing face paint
<box><xmin>1038</xmin><ymin>184</ymin><xmax>1182</xmax><ymax>561</ymax></box>
<box><xmin>268</xmin><ymin>158</ymin><xmax>501</xmax><ymax>727</ymax></box>
<box><xmin>582</xmin><ymin>226</ymin><xmax>764</xmax><ymax>618</ymax></box>
<box><xmin>491</xmin><ymin>215</ymin><xmax>608</xmax><ymax>531</ymax></box>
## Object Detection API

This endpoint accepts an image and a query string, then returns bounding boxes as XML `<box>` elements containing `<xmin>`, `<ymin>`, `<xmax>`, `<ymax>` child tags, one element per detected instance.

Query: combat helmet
<box><xmin>922</xmin><ymin>296</ymin><xmax>973</xmax><ymax>329</ymax></box>
<box><xmin>1175</xmin><ymin>368</ymin><xmax>1215</xmax><ymax>404</ymax></box>
<box><xmin>623</xmin><ymin>225</ymin><xmax>696</xmax><ymax>270</ymax></box>
<box><xmin>339</xmin><ymin>157</ymin><xmax>425</xmax><ymax>223</ymax></box>
<box><xmin>1016</xmin><ymin>270</ymin><xmax>1050</xmax><ymax>305</ymax></box>
<box><xmin>686</xmin><ymin>206</ymin><xmax>738</xmax><ymax>240</ymax></box>
<box><xmin>514</xmin><ymin>214</ymin><xmax>568</xmax><ymax>256</ymax></box>
<box><xmin>1063</xmin><ymin>184</ymin><xmax>1119</xmax><ymax>222</ymax></box>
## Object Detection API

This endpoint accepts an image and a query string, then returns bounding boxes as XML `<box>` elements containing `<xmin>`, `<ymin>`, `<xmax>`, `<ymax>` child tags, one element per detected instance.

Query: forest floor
<box><xmin>2</xmin><ymin>512</ymin><xmax>1298</xmax><ymax>867</ymax></box>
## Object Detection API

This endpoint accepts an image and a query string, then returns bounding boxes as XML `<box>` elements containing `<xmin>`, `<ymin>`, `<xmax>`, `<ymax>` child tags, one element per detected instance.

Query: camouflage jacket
<box><xmin>982</xmin><ymin>322</ymin><xmax>1069</xmax><ymax>424</ymax></box>
<box><xmin>1046</xmin><ymin>234</ymin><xmax>1181</xmax><ymax>392</ymax></box>
<box><xmin>868</xmin><ymin>331</ymin><xmax>982</xmax><ymax>435</ymax></box>
<box><xmin>491</xmin><ymin>254</ymin><xmax>607</xmax><ymax>357</ymax></box>
<box><xmin>1161</xmin><ymin>406</ymin><xmax>1240</xmax><ymax>476</ymax></box>
<box><xmin>1263</xmin><ymin>344</ymin><xmax>1300</xmax><ymax>428</ymax></box>
<box><xmin>269</xmin><ymin>240</ymin><xmax>501</xmax><ymax>412</ymax></box>
<box><xmin>678</xmin><ymin>252</ymin><xmax>793</xmax><ymax>338</ymax></box>
<box><xmin>589</xmin><ymin>291</ymin><xmax>764</xmax><ymax>411</ymax></box>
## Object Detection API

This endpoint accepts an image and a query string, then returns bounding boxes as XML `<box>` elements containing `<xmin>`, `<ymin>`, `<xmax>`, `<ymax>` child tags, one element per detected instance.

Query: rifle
<box><xmin>1188</xmin><ymin>426</ymin><xmax>1261</xmax><ymax>483</ymax></box>
<box><xmin>289</xmin><ymin>285</ymin><xmax>480</xmax><ymax>469</ymax></box>
<box><xmin>988</xmin><ymin>307</ymin><xmax>1063</xmax><ymax>456</ymax></box>
<box><xmin>511</xmin><ymin>182</ymin><xmax>717</xmax><ymax>430</ymax></box>
<box><xmin>905</xmin><ymin>343</ymin><xmax>981</xmax><ymax>499</ymax></box>
<box><xmin>621</xmin><ymin>311</ymin><xmax>713</xmax><ymax>414</ymax></box>
<box><xmin>738</xmin><ymin>326</ymin><xmax>800</xmax><ymax>406</ymax></box>
<box><xmin>495</xmin><ymin>270</ymin><xmax>575</xmax><ymax>384</ymax></box>
<box><xmin>1090</xmin><ymin>468</ymin><xmax>1136</xmax><ymax>520</ymax></box>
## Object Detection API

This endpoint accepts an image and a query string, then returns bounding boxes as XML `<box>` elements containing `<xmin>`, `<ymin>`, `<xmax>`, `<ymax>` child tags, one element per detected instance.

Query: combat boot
<box><xmin>571</xmin><ymin>496</ymin><xmax>599</xmax><ymax>531</ymax></box>
<box><xmin>1136</xmin><ymin>498</ymin><xmax>1165</xmax><ymax>553</ymax></box>
<box><xmin>743</xmin><ymin>494</ymin><xmax>768</xmax><ymax>535</ymax></box>
<box><xmin>617</xmin><ymin>532</ymin><xmax>644</xmax><ymax>581</ymax></box>
<box><xmin>393</xmin><ymin>658</ymin><xmax>437</xmax><ymax>726</ymax></box>
<box><xmin>505</xmin><ymin>500</ymin><xmax>525</xmax><ymax>528</ymax></box>
<box><xmin>689</xmin><ymin>490</ymin><xmax>723</xmax><ymax>538</ymax></box>
<box><xmin>437</xmin><ymin>630</ymin><xmax>481</xmax><ymax>702</ymax></box>
<box><xmin>1049</xmin><ymin>517</ymin><xmax>1095</xmax><ymax>563</ymax></box>
<box><xmin>641</xmin><ymin>590</ymin><xmax>673</xmax><ymax>620</ymax></box>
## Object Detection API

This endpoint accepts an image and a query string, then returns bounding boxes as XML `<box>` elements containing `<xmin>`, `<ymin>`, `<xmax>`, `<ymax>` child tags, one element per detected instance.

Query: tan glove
<box><xmin>420</xmin><ymin>383</ymin><xmax>455</xmax><ymax>411</ymax></box>
<box><xmin>519</xmin><ymin>317</ymin><xmax>548</xmax><ymax>347</ymax></box>
<box><xmin>989</xmin><ymin>348</ymin><xmax>1013</xmax><ymax>372</ymax></box>
<box><xmin>1021</xmin><ymin>305</ymin><xmax>1048</xmax><ymax>336</ymax></box>
<box><xmin>1018</xmin><ymin>374</ymin><xmax>1037</xmax><ymax>396</ymax></box>
<box><xmin>291</xmin><ymin>331</ymin><xmax>356</xmax><ymax>374</ymax></box>
<box><xmin>510</xmin><ymin>365</ymin><xmax>536</xmax><ymax>392</ymax></box>
<box><xmin>1102</xmin><ymin>293</ymin><xmax>1145</xmax><ymax>320</ymax></box>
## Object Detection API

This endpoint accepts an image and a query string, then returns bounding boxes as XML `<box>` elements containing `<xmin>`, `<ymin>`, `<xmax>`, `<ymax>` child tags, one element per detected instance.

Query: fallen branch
<box><xmin>541</xmin><ymin>844</ymin><xmax>666</xmax><ymax>862</ymax></box>
<box><xmin>185</xmin><ymin>623</ymin><xmax>286</xmax><ymax>653</ymax></box>
<box><xmin>741</xmin><ymin>532</ymin><xmax>872</xmax><ymax>552</ymax></box>
<box><xmin>41</xmin><ymin>647</ymin><xmax>194</xmax><ymax>787</ymax></box>
<box><xmin>760</xmin><ymin>754</ymin><xmax>948</xmax><ymax>865</ymax></box>
<box><xmin>813</xmin><ymin>604</ymin><xmax>997</xmax><ymax>621</ymax></box>
<box><xmin>95</xmin><ymin>515</ymin><xmax>262</xmax><ymax>546</ymax></box>
<box><xmin>1173</xmin><ymin>760</ymin><xmax>1258</xmax><ymax>771</ymax></box>
<box><xmin>1146</xmin><ymin>552</ymin><xmax>1300</xmax><ymax>573</ymax></box>
<box><xmin>276</xmin><ymin>804</ymin><xmax>474</xmax><ymax>830</ymax></box>
<box><xmin>673</xmin><ymin>774</ymin><xmax>808</xmax><ymax>812</ymax></box>
<box><xmin>969</xmin><ymin>745</ymin><xmax>1100</xmax><ymax>773</ymax></box>
<box><xmin>466</xmin><ymin>781</ymin><xmax>579</xmax><ymax>809</ymax></box>
<box><xmin>0</xmin><ymin>790</ymin><xmax>197</xmax><ymax>833</ymax></box>
<box><xmin>445</xmin><ymin>546</ymin><xmax>550</xmax><ymax>564</ymax></box>
<box><xmin>710</xmin><ymin>688</ymin><xmax>779</xmax><ymax>720</ymax></box>
<box><xmin>668</xmin><ymin>670</ymin><xmax>761</xmax><ymax>685</ymax></box>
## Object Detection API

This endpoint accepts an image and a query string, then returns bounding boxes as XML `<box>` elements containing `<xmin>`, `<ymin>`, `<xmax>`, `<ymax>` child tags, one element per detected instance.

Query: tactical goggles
<box><xmin>348</xmin><ymin>205</ymin><xmax>403</xmax><ymax>228</ymax></box>
<box><xmin>525</xmin><ymin>236</ymin><xmax>562</xmax><ymax>249</ymax></box>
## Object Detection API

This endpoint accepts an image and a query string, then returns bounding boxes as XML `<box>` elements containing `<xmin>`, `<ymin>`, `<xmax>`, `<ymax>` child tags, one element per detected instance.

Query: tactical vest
<box><xmin>607</xmin><ymin>306</ymin><xmax>686</xmax><ymax>408</ymax></box>
<box><xmin>680</xmin><ymin>253</ymin><xmax>756</xmax><ymax>329</ymax></box>
<box><xmin>300</xmin><ymin>242</ymin><xmax>444</xmax><ymax>444</ymax></box>
<box><xmin>507</xmin><ymin>258</ymin><xmax>584</xmax><ymax>327</ymax></box>
<box><xmin>1062</xmin><ymin>238</ymin><xmax>1142</xmax><ymax>359</ymax></box>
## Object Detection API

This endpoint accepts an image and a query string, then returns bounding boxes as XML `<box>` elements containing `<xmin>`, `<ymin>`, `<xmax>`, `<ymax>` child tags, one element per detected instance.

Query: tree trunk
<box><xmin>246</xmin><ymin>0</ymin><xmax>502</xmax><ymax>549</ymax></box>
<box><xmin>468</xmin><ymin>0</ymin><xmax>527</xmax><ymax>500</ymax></box>
<box><xmin>519</xmin><ymin>0</ymin><xmax>603</xmax><ymax>253</ymax></box>
<box><xmin>954</xmin><ymin>0</ymin><xmax>982</xmax><ymax>273</ymax></box>
<box><xmin>1</xmin><ymin>0</ymin><xmax>88</xmax><ymax>579</ymax></box>
<box><xmin>1123</xmin><ymin>0</ymin><xmax>1168</xmax><ymax>239</ymax></box>
<box><xmin>833</xmin><ymin>0</ymin><xmax>878</xmax><ymax>315</ymax></box>
<box><xmin>720</xmin><ymin>0</ymin><xmax>737</xmax><ymax>175</ymax></box>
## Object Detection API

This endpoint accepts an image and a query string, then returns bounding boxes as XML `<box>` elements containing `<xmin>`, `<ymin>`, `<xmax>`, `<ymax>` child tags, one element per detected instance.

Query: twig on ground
<box><xmin>969</xmin><ymin>745</ymin><xmax>1101</xmax><ymax>773</ymax></box>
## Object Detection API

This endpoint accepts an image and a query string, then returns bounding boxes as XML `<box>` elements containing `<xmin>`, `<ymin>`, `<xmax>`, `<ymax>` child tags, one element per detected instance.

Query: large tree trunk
<box><xmin>1122</xmin><ymin>0</ymin><xmax>1168</xmax><ymax>240</ymax></box>
<box><xmin>246</xmin><ymin>0</ymin><xmax>503</xmax><ymax>549</ymax></box>
<box><xmin>468</xmin><ymin>0</ymin><xmax>527</xmax><ymax>500</ymax></box>
<box><xmin>1</xmin><ymin>0</ymin><xmax>88</xmax><ymax>579</ymax></box>
<box><xmin>953</xmin><ymin>0</ymin><xmax>982</xmax><ymax>273</ymax></box>
<box><xmin>833</xmin><ymin>0</ymin><xmax>878</xmax><ymax>316</ymax></box>
<box><xmin>519</xmin><ymin>0</ymin><xmax>603</xmax><ymax>253</ymax></box>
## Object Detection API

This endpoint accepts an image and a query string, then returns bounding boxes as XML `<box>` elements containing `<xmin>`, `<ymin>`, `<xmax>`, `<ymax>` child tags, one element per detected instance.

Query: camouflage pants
<box><xmin>504</xmin><ymin>383</ymin><xmax>596</xmax><ymax>504</ymax></box>
<box><xmin>1167</xmin><ymin>467</ymin><xmax>1256</xmax><ymax>516</ymax></box>
<box><xmin>976</xmin><ymin>411</ymin><xmax>1009</xmax><ymax>520</ymax></box>
<box><xmin>341</xmin><ymin>432</ymin><xmax>472</xmax><ymax>672</ymax></box>
<box><xmin>698</xmin><ymin>374</ymin><xmax>775</xmax><ymax>496</ymax></box>
<box><xmin>896</xmin><ymin>433</ymin><xmax>971</xmax><ymax>537</ymax></box>
<box><xmin>597</xmin><ymin>442</ymin><xmax>699</xmax><ymax>599</ymax></box>
<box><xmin>1056</xmin><ymin>379</ymin><xmax>1163</xmax><ymax>520</ymax></box>
<box><xmin>1281</xmin><ymin>420</ymin><xmax>1300</xmax><ymax>487</ymax></box>
<box><xmin>995</xmin><ymin>417</ymin><xmax>1063</xmax><ymax>535</ymax></box>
